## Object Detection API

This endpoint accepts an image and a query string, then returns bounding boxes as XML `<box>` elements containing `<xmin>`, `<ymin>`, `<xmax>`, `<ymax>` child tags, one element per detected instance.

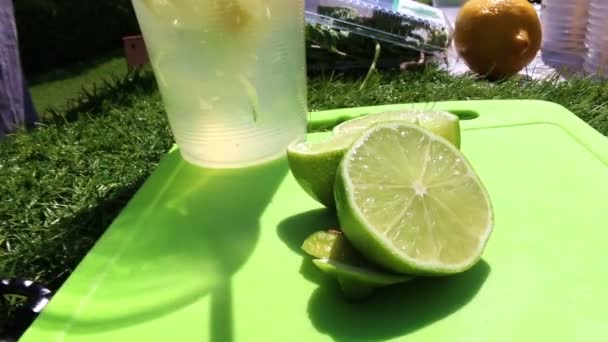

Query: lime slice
<box><xmin>312</xmin><ymin>259</ymin><xmax>413</xmax><ymax>299</ymax></box>
<box><xmin>301</xmin><ymin>230</ymin><xmax>364</xmax><ymax>263</ymax></box>
<box><xmin>334</xmin><ymin>122</ymin><xmax>493</xmax><ymax>275</ymax></box>
<box><xmin>287</xmin><ymin>134</ymin><xmax>356</xmax><ymax>208</ymax></box>
<box><xmin>333</xmin><ymin>109</ymin><xmax>461</xmax><ymax>148</ymax></box>
<box><xmin>301</xmin><ymin>230</ymin><xmax>413</xmax><ymax>299</ymax></box>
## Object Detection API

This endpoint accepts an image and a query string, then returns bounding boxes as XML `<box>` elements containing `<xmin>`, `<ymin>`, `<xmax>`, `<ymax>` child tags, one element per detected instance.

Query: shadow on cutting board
<box><xmin>278</xmin><ymin>208</ymin><xmax>490</xmax><ymax>341</ymax></box>
<box><xmin>29</xmin><ymin>150</ymin><xmax>288</xmax><ymax>341</ymax></box>
<box><xmin>276</xmin><ymin>208</ymin><xmax>339</xmax><ymax>285</ymax></box>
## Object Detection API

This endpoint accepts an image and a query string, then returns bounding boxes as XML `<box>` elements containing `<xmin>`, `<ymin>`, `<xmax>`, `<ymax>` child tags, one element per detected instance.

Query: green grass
<box><xmin>1</xmin><ymin>66</ymin><xmax>608</xmax><ymax>333</ymax></box>
<box><xmin>28</xmin><ymin>51</ymin><xmax>128</xmax><ymax>115</ymax></box>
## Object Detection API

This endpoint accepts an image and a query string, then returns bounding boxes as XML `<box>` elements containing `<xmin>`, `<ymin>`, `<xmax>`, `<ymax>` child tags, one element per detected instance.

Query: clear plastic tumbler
<box><xmin>540</xmin><ymin>0</ymin><xmax>590</xmax><ymax>72</ymax></box>
<box><xmin>132</xmin><ymin>0</ymin><xmax>308</xmax><ymax>167</ymax></box>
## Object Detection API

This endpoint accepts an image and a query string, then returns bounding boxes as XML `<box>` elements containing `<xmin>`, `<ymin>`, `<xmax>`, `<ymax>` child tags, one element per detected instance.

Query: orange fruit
<box><xmin>454</xmin><ymin>0</ymin><xmax>542</xmax><ymax>80</ymax></box>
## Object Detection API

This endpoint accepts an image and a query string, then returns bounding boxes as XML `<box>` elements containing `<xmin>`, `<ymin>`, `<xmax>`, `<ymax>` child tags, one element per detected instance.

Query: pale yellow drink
<box><xmin>132</xmin><ymin>0</ymin><xmax>308</xmax><ymax>167</ymax></box>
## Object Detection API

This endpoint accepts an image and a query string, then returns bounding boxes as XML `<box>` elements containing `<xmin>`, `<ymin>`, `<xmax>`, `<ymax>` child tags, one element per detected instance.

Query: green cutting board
<box><xmin>21</xmin><ymin>100</ymin><xmax>608</xmax><ymax>341</ymax></box>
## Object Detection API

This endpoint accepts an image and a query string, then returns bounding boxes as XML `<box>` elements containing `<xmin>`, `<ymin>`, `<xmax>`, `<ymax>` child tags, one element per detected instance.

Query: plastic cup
<box><xmin>131</xmin><ymin>0</ymin><xmax>308</xmax><ymax>168</ymax></box>
<box><xmin>541</xmin><ymin>0</ymin><xmax>590</xmax><ymax>72</ymax></box>
<box><xmin>584</xmin><ymin>0</ymin><xmax>608</xmax><ymax>77</ymax></box>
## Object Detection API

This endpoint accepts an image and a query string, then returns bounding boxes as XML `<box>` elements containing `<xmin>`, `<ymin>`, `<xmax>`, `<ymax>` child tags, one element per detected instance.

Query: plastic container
<box><xmin>131</xmin><ymin>0</ymin><xmax>308</xmax><ymax>168</ymax></box>
<box><xmin>540</xmin><ymin>0</ymin><xmax>590</xmax><ymax>73</ymax></box>
<box><xmin>305</xmin><ymin>0</ymin><xmax>453</xmax><ymax>54</ymax></box>
<box><xmin>584</xmin><ymin>0</ymin><xmax>608</xmax><ymax>77</ymax></box>
<box><xmin>432</xmin><ymin>0</ymin><xmax>467</xmax><ymax>7</ymax></box>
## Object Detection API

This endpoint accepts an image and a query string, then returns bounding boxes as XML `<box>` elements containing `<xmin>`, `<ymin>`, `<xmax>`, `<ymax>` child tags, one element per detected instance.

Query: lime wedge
<box><xmin>287</xmin><ymin>134</ymin><xmax>356</xmax><ymax>208</ymax></box>
<box><xmin>333</xmin><ymin>109</ymin><xmax>461</xmax><ymax>148</ymax></box>
<box><xmin>334</xmin><ymin>122</ymin><xmax>494</xmax><ymax>275</ymax></box>
<box><xmin>301</xmin><ymin>230</ymin><xmax>364</xmax><ymax>263</ymax></box>
<box><xmin>312</xmin><ymin>259</ymin><xmax>413</xmax><ymax>299</ymax></box>
<box><xmin>301</xmin><ymin>230</ymin><xmax>413</xmax><ymax>299</ymax></box>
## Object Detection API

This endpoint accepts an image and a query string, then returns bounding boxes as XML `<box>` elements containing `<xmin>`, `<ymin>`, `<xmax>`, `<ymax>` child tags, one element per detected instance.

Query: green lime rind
<box><xmin>333</xmin><ymin>109</ymin><xmax>461</xmax><ymax>148</ymax></box>
<box><xmin>287</xmin><ymin>134</ymin><xmax>355</xmax><ymax>208</ymax></box>
<box><xmin>335</xmin><ymin>122</ymin><xmax>494</xmax><ymax>276</ymax></box>
<box><xmin>312</xmin><ymin>259</ymin><xmax>414</xmax><ymax>299</ymax></box>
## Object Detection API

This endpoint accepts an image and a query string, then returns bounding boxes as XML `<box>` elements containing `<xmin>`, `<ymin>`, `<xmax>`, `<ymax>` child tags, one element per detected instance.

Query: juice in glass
<box><xmin>132</xmin><ymin>0</ymin><xmax>308</xmax><ymax>167</ymax></box>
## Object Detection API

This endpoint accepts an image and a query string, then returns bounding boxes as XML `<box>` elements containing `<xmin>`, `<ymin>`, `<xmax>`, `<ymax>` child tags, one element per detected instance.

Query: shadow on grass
<box><xmin>28</xmin><ymin>50</ymin><xmax>126</xmax><ymax>86</ymax></box>
<box><xmin>20</xmin><ymin>177</ymin><xmax>148</xmax><ymax>291</ymax></box>
<box><xmin>42</xmin><ymin>69</ymin><xmax>160</xmax><ymax>125</ymax></box>
<box><xmin>0</xmin><ymin>176</ymin><xmax>148</xmax><ymax>339</ymax></box>
<box><xmin>277</xmin><ymin>208</ymin><xmax>491</xmax><ymax>341</ymax></box>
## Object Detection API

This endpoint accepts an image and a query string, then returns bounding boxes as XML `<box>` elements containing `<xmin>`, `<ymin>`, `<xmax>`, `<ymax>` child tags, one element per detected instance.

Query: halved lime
<box><xmin>312</xmin><ymin>259</ymin><xmax>413</xmax><ymax>299</ymax></box>
<box><xmin>334</xmin><ymin>122</ymin><xmax>493</xmax><ymax>275</ymax></box>
<box><xmin>287</xmin><ymin>134</ymin><xmax>356</xmax><ymax>208</ymax></box>
<box><xmin>333</xmin><ymin>109</ymin><xmax>461</xmax><ymax>148</ymax></box>
<box><xmin>288</xmin><ymin>110</ymin><xmax>461</xmax><ymax>208</ymax></box>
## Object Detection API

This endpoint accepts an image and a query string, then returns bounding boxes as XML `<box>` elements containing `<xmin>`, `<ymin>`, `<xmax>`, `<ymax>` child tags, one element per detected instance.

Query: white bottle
<box><xmin>540</xmin><ymin>0</ymin><xmax>590</xmax><ymax>73</ymax></box>
<box><xmin>584</xmin><ymin>0</ymin><xmax>608</xmax><ymax>77</ymax></box>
